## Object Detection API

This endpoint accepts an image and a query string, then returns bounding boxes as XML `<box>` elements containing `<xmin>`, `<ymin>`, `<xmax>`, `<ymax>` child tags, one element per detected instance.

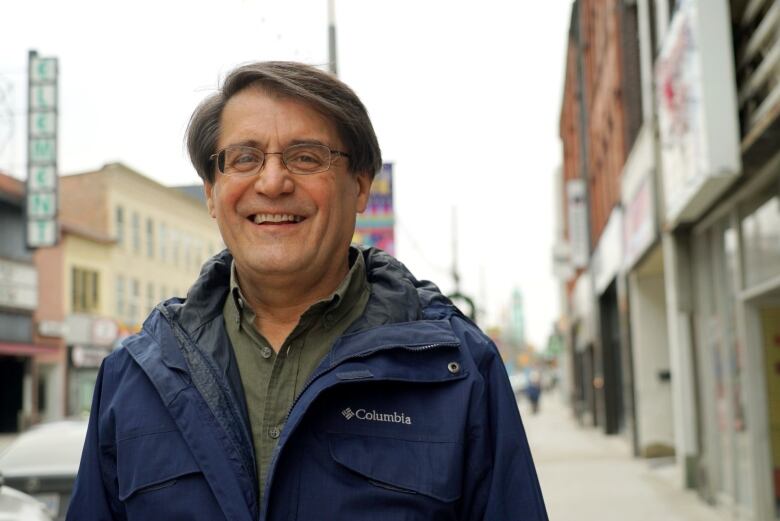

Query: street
<box><xmin>521</xmin><ymin>393</ymin><xmax>728</xmax><ymax>521</ymax></box>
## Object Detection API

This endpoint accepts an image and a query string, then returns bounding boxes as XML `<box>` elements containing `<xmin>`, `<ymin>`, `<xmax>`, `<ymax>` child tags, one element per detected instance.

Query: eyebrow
<box><xmin>225</xmin><ymin>138</ymin><xmax>331</xmax><ymax>150</ymax></box>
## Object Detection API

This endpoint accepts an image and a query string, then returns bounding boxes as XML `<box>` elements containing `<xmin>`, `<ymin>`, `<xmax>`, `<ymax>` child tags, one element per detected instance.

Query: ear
<box><xmin>204</xmin><ymin>181</ymin><xmax>216</xmax><ymax>218</ymax></box>
<box><xmin>355</xmin><ymin>171</ymin><xmax>372</xmax><ymax>214</ymax></box>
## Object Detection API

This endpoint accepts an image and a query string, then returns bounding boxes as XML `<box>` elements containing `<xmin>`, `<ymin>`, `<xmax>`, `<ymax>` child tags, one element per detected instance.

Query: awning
<box><xmin>0</xmin><ymin>342</ymin><xmax>60</xmax><ymax>357</ymax></box>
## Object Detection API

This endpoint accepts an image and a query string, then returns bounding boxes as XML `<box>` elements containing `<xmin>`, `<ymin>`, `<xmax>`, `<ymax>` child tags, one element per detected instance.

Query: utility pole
<box><xmin>447</xmin><ymin>207</ymin><xmax>475</xmax><ymax>320</ymax></box>
<box><xmin>327</xmin><ymin>0</ymin><xmax>338</xmax><ymax>76</ymax></box>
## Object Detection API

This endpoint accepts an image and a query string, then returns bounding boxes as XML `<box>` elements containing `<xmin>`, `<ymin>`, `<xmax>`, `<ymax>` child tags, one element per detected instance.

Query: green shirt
<box><xmin>223</xmin><ymin>249</ymin><xmax>370</xmax><ymax>503</ymax></box>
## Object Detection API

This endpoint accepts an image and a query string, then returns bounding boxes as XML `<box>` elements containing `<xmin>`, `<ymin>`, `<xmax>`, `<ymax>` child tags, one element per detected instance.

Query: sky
<box><xmin>1</xmin><ymin>0</ymin><xmax>572</xmax><ymax>349</ymax></box>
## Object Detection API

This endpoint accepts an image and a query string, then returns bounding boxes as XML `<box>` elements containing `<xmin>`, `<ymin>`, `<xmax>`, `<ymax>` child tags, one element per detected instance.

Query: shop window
<box><xmin>741</xmin><ymin>190</ymin><xmax>780</xmax><ymax>288</ymax></box>
<box><xmin>72</xmin><ymin>267</ymin><xmax>99</xmax><ymax>313</ymax></box>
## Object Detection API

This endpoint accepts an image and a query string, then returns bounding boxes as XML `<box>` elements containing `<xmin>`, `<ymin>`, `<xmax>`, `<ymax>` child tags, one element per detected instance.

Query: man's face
<box><xmin>205</xmin><ymin>87</ymin><xmax>371</xmax><ymax>284</ymax></box>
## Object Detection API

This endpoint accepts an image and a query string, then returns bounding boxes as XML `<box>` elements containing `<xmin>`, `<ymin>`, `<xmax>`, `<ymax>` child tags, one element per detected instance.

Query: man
<box><xmin>68</xmin><ymin>61</ymin><xmax>548</xmax><ymax>520</ymax></box>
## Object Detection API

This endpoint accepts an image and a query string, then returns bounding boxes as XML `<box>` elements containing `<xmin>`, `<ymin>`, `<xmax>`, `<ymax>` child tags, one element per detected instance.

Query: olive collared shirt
<box><xmin>223</xmin><ymin>250</ymin><xmax>370</xmax><ymax>503</ymax></box>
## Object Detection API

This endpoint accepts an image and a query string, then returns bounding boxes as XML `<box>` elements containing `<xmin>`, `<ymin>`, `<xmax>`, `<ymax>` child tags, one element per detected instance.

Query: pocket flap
<box><xmin>328</xmin><ymin>432</ymin><xmax>461</xmax><ymax>502</ymax></box>
<box><xmin>117</xmin><ymin>430</ymin><xmax>201</xmax><ymax>500</ymax></box>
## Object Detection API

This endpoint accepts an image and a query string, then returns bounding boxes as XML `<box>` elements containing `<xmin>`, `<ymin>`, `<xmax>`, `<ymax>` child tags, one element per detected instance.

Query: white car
<box><xmin>0</xmin><ymin>482</ymin><xmax>53</xmax><ymax>521</ymax></box>
<box><xmin>0</xmin><ymin>420</ymin><xmax>87</xmax><ymax>521</ymax></box>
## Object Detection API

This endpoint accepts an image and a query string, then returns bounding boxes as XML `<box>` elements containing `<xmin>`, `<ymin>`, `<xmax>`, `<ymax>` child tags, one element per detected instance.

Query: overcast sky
<box><xmin>1</xmin><ymin>0</ymin><xmax>571</xmax><ymax>348</ymax></box>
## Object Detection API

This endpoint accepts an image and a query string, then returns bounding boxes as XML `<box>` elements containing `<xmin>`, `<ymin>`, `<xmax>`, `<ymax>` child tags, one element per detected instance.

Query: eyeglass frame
<box><xmin>209</xmin><ymin>143</ymin><xmax>351</xmax><ymax>177</ymax></box>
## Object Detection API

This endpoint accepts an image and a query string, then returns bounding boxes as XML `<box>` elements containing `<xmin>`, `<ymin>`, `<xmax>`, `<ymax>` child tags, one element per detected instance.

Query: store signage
<box><xmin>0</xmin><ymin>258</ymin><xmax>37</xmax><ymax>310</ymax></box>
<box><xmin>623</xmin><ymin>175</ymin><xmax>656</xmax><ymax>270</ymax></box>
<box><xmin>655</xmin><ymin>0</ymin><xmax>740</xmax><ymax>225</ymax></box>
<box><xmin>573</xmin><ymin>272</ymin><xmax>594</xmax><ymax>350</ymax></box>
<box><xmin>566</xmin><ymin>179</ymin><xmax>589</xmax><ymax>268</ymax></box>
<box><xmin>354</xmin><ymin>163</ymin><xmax>395</xmax><ymax>255</ymax></box>
<box><xmin>71</xmin><ymin>345</ymin><xmax>111</xmax><ymax>368</ymax></box>
<box><xmin>592</xmin><ymin>208</ymin><xmax>623</xmax><ymax>295</ymax></box>
<box><xmin>65</xmin><ymin>314</ymin><xmax>118</xmax><ymax>347</ymax></box>
<box><xmin>27</xmin><ymin>50</ymin><xmax>59</xmax><ymax>248</ymax></box>
<box><xmin>38</xmin><ymin>320</ymin><xmax>67</xmax><ymax>338</ymax></box>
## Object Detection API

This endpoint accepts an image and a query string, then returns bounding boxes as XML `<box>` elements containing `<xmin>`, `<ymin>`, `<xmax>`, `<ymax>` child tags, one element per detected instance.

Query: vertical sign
<box><xmin>566</xmin><ymin>179</ymin><xmax>588</xmax><ymax>268</ymax></box>
<box><xmin>353</xmin><ymin>163</ymin><xmax>395</xmax><ymax>255</ymax></box>
<box><xmin>27</xmin><ymin>50</ymin><xmax>59</xmax><ymax>248</ymax></box>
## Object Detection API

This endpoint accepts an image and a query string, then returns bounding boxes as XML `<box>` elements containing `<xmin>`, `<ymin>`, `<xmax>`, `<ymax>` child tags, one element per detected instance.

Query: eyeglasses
<box><xmin>210</xmin><ymin>144</ymin><xmax>350</xmax><ymax>177</ymax></box>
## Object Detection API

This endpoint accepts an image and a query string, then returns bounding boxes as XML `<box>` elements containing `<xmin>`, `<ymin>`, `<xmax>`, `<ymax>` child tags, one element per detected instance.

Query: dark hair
<box><xmin>186</xmin><ymin>61</ymin><xmax>382</xmax><ymax>184</ymax></box>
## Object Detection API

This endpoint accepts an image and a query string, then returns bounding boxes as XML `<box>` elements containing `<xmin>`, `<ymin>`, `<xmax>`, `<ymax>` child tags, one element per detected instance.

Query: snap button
<box><xmin>261</xmin><ymin>346</ymin><xmax>273</xmax><ymax>359</ymax></box>
<box><xmin>447</xmin><ymin>361</ymin><xmax>460</xmax><ymax>374</ymax></box>
<box><xmin>269</xmin><ymin>426</ymin><xmax>280</xmax><ymax>439</ymax></box>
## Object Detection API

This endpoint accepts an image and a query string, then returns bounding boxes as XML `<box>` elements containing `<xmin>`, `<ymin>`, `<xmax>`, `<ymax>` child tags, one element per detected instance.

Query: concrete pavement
<box><xmin>521</xmin><ymin>392</ymin><xmax>728</xmax><ymax>521</ymax></box>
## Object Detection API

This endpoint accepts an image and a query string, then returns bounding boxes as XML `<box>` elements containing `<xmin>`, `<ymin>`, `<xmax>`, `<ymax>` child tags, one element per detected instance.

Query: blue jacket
<box><xmin>68</xmin><ymin>248</ymin><xmax>548</xmax><ymax>520</ymax></box>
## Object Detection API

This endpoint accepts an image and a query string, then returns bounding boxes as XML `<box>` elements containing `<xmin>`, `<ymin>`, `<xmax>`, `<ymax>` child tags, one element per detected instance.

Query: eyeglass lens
<box><xmin>219</xmin><ymin>144</ymin><xmax>334</xmax><ymax>176</ymax></box>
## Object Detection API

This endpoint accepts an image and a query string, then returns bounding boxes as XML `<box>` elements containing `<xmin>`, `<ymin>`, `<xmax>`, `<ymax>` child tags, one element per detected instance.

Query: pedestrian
<box><xmin>67</xmin><ymin>61</ymin><xmax>548</xmax><ymax>521</ymax></box>
<box><xmin>526</xmin><ymin>371</ymin><xmax>543</xmax><ymax>414</ymax></box>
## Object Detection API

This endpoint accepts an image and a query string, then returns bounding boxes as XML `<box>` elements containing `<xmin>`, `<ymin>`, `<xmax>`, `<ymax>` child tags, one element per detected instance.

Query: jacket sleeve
<box><xmin>458</xmin><ymin>327</ymin><xmax>549</xmax><ymax>520</ymax></box>
<box><xmin>67</xmin><ymin>358</ymin><xmax>125</xmax><ymax>521</ymax></box>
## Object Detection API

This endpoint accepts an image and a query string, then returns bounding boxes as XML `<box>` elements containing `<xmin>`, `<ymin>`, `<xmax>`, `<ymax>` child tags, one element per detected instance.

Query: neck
<box><xmin>234</xmin><ymin>258</ymin><xmax>350</xmax><ymax>351</ymax></box>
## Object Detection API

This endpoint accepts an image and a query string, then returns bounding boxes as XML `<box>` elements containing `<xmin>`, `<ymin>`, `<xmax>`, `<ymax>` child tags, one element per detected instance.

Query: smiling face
<box><xmin>205</xmin><ymin>87</ymin><xmax>371</xmax><ymax>291</ymax></box>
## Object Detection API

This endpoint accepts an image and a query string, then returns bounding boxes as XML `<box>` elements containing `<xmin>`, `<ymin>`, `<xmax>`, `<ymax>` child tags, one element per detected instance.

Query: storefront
<box><xmin>691</xmin><ymin>150</ymin><xmax>780</xmax><ymax>520</ymax></box>
<box><xmin>592</xmin><ymin>208</ymin><xmax>631</xmax><ymax>437</ymax></box>
<box><xmin>64</xmin><ymin>314</ymin><xmax>118</xmax><ymax>415</ymax></box>
<box><xmin>622</xmin><ymin>126</ymin><xmax>674</xmax><ymax>458</ymax></box>
<box><xmin>0</xmin><ymin>257</ymin><xmax>54</xmax><ymax>431</ymax></box>
<box><xmin>570</xmin><ymin>272</ymin><xmax>597</xmax><ymax>427</ymax></box>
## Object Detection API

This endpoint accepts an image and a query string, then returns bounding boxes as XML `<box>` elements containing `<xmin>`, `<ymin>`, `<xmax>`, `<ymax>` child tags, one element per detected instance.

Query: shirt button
<box><xmin>269</xmin><ymin>426</ymin><xmax>280</xmax><ymax>439</ymax></box>
<box><xmin>261</xmin><ymin>346</ymin><xmax>272</xmax><ymax>359</ymax></box>
<box><xmin>237</xmin><ymin>297</ymin><xmax>244</xmax><ymax>309</ymax></box>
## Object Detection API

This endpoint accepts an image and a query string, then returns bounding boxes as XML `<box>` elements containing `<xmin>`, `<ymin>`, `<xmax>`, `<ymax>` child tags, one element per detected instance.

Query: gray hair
<box><xmin>186</xmin><ymin>61</ymin><xmax>382</xmax><ymax>184</ymax></box>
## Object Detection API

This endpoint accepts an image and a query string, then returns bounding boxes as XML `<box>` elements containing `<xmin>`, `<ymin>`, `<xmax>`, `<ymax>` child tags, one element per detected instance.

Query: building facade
<box><xmin>556</xmin><ymin>0</ymin><xmax>780</xmax><ymax>519</ymax></box>
<box><xmin>0</xmin><ymin>172</ymin><xmax>51</xmax><ymax>432</ymax></box>
<box><xmin>34</xmin><ymin>162</ymin><xmax>222</xmax><ymax>417</ymax></box>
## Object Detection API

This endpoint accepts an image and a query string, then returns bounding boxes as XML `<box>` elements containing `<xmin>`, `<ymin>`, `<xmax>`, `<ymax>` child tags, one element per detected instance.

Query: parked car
<box><xmin>0</xmin><ymin>420</ymin><xmax>87</xmax><ymax>521</ymax></box>
<box><xmin>0</xmin><ymin>476</ymin><xmax>53</xmax><ymax>521</ymax></box>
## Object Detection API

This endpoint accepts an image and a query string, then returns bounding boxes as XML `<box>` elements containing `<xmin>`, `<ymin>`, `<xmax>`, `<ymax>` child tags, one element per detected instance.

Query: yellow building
<box><xmin>36</xmin><ymin>162</ymin><xmax>221</xmax><ymax>416</ymax></box>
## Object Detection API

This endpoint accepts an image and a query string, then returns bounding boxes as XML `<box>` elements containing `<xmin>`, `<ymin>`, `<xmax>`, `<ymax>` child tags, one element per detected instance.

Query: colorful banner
<box><xmin>353</xmin><ymin>162</ymin><xmax>394</xmax><ymax>255</ymax></box>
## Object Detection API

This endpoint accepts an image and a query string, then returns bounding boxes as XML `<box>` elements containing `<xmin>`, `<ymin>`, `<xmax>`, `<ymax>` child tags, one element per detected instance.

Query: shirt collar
<box><xmin>229</xmin><ymin>246</ymin><xmax>368</xmax><ymax>325</ymax></box>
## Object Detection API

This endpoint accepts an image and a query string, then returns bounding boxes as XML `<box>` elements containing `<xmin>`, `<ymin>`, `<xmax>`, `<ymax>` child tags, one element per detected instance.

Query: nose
<box><xmin>253</xmin><ymin>153</ymin><xmax>294</xmax><ymax>198</ymax></box>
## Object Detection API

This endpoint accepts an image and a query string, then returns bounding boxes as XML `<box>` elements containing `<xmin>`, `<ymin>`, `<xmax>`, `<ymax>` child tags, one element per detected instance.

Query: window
<box><xmin>172</xmin><ymin>230</ymin><xmax>180</xmax><ymax>266</ymax></box>
<box><xmin>131</xmin><ymin>212</ymin><xmax>141</xmax><ymax>254</ymax></box>
<box><xmin>116</xmin><ymin>275</ymin><xmax>125</xmax><ymax>316</ymax></box>
<box><xmin>146</xmin><ymin>218</ymin><xmax>154</xmax><ymax>258</ymax></box>
<box><xmin>115</xmin><ymin>206</ymin><xmax>125</xmax><ymax>246</ymax></box>
<box><xmin>741</xmin><ymin>189</ymin><xmax>780</xmax><ymax>287</ymax></box>
<box><xmin>72</xmin><ymin>267</ymin><xmax>99</xmax><ymax>312</ymax></box>
<box><xmin>159</xmin><ymin>223</ymin><xmax>167</xmax><ymax>262</ymax></box>
<box><xmin>129</xmin><ymin>278</ymin><xmax>140</xmax><ymax>324</ymax></box>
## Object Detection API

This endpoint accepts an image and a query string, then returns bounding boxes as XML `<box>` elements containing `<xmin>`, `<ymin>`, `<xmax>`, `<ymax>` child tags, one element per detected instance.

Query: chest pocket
<box><xmin>116</xmin><ymin>429</ymin><xmax>223</xmax><ymax>518</ymax></box>
<box><xmin>328</xmin><ymin>432</ymin><xmax>462</xmax><ymax>503</ymax></box>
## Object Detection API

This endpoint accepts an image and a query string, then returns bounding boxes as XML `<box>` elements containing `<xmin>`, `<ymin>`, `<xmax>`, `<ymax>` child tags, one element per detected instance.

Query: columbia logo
<box><xmin>340</xmin><ymin>407</ymin><xmax>412</xmax><ymax>425</ymax></box>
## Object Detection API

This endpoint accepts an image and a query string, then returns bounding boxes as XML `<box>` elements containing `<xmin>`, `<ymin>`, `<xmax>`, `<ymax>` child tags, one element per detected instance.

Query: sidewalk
<box><xmin>521</xmin><ymin>393</ymin><xmax>728</xmax><ymax>521</ymax></box>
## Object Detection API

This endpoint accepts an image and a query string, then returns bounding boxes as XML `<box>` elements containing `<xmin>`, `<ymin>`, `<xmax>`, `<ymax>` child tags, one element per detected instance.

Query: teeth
<box><xmin>253</xmin><ymin>213</ymin><xmax>302</xmax><ymax>224</ymax></box>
